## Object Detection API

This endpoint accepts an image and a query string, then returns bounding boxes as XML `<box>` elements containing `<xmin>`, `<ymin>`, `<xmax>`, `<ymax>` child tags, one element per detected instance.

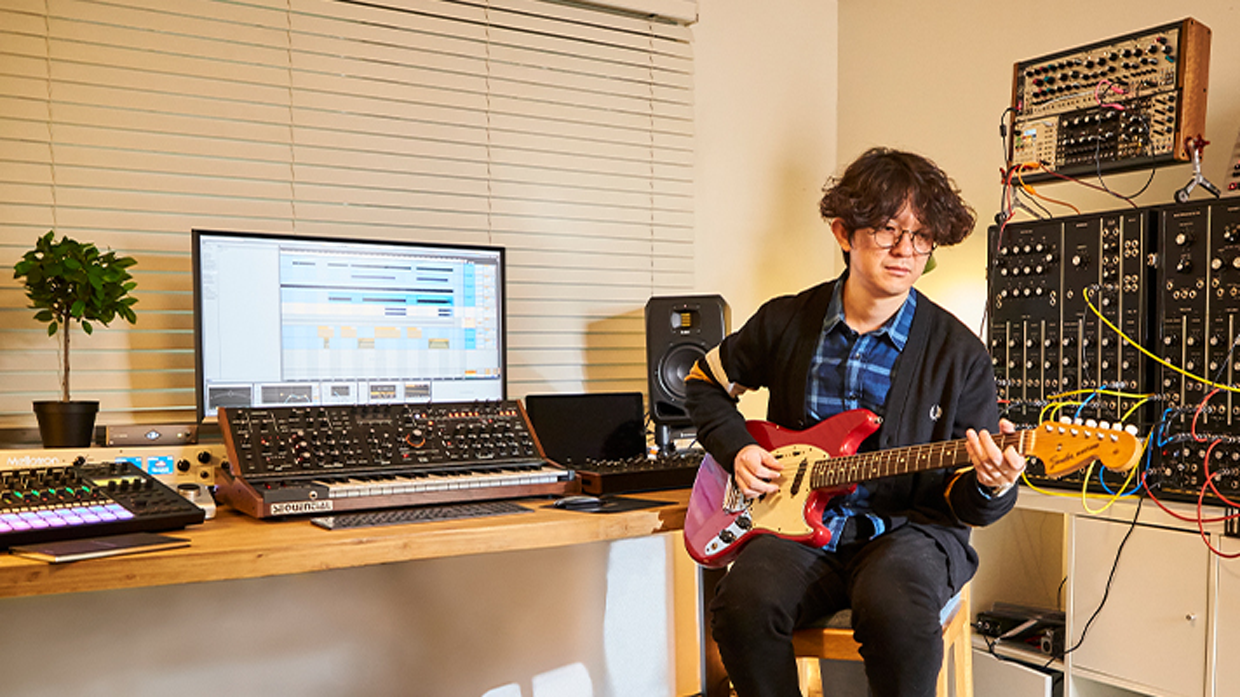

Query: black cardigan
<box><xmin>685</xmin><ymin>278</ymin><xmax>1018</xmax><ymax>591</ymax></box>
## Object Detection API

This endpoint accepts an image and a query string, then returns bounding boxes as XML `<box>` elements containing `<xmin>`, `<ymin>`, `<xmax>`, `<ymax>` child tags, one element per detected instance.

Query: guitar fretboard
<box><xmin>810</xmin><ymin>432</ymin><xmax>1027</xmax><ymax>489</ymax></box>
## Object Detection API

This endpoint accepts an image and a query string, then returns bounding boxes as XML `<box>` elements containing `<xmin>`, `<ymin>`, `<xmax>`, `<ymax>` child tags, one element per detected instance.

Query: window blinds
<box><xmin>0</xmin><ymin>0</ymin><xmax>695</xmax><ymax>432</ymax></box>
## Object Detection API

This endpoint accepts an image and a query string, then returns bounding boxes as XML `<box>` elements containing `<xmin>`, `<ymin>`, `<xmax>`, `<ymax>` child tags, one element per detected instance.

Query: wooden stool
<box><xmin>792</xmin><ymin>583</ymin><xmax>973</xmax><ymax>697</ymax></box>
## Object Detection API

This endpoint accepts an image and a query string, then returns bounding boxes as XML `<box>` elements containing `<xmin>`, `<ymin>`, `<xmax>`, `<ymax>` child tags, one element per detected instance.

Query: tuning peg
<box><xmin>1085</xmin><ymin>419</ymin><xmax>1098</xmax><ymax>428</ymax></box>
<box><xmin>1073</xmin><ymin>418</ymin><xmax>1084</xmax><ymax>425</ymax></box>
<box><xmin>1099</xmin><ymin>420</ymin><xmax>1111</xmax><ymax>431</ymax></box>
<box><xmin>1060</xmin><ymin>416</ymin><xmax>1072</xmax><ymax>425</ymax></box>
<box><xmin>1124</xmin><ymin>424</ymin><xmax>1139</xmax><ymax>436</ymax></box>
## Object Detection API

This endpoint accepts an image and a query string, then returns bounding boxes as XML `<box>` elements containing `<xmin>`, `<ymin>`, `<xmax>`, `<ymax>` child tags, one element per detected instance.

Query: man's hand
<box><xmin>966</xmin><ymin>418</ymin><xmax>1026</xmax><ymax>494</ymax></box>
<box><xmin>732</xmin><ymin>444</ymin><xmax>783</xmax><ymax>498</ymax></box>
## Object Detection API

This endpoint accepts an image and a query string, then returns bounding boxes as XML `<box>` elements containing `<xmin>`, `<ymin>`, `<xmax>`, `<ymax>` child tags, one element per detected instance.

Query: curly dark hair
<box><xmin>819</xmin><ymin>147</ymin><xmax>975</xmax><ymax>248</ymax></box>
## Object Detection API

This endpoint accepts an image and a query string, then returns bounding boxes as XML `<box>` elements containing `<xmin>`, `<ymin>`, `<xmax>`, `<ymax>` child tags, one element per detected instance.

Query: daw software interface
<box><xmin>193</xmin><ymin>230</ymin><xmax>505</xmax><ymax>420</ymax></box>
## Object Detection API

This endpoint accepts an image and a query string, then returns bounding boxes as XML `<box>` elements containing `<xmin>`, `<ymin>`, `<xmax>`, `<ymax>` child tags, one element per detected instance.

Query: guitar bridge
<box><xmin>723</xmin><ymin>476</ymin><xmax>750</xmax><ymax>514</ymax></box>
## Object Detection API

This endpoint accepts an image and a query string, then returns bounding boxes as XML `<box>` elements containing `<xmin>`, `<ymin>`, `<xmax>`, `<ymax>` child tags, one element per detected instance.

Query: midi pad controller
<box><xmin>216</xmin><ymin>400</ymin><xmax>571</xmax><ymax>518</ymax></box>
<box><xmin>0</xmin><ymin>460</ymin><xmax>206</xmax><ymax>549</ymax></box>
<box><xmin>1008</xmin><ymin>18</ymin><xmax>1210</xmax><ymax>181</ymax></box>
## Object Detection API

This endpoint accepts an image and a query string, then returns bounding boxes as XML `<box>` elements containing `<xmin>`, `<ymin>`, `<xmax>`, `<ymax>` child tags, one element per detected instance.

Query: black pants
<box><xmin>709</xmin><ymin>526</ymin><xmax>956</xmax><ymax>697</ymax></box>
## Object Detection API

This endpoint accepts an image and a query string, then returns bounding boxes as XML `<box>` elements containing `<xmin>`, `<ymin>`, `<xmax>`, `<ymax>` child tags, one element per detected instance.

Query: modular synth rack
<box><xmin>216</xmin><ymin>400</ymin><xmax>571</xmax><ymax>518</ymax></box>
<box><xmin>1008</xmin><ymin>18</ymin><xmax>1211</xmax><ymax>181</ymax></box>
<box><xmin>1155</xmin><ymin>201</ymin><xmax>1240</xmax><ymax>501</ymax></box>
<box><xmin>0</xmin><ymin>460</ymin><xmax>205</xmax><ymax>549</ymax></box>
<box><xmin>991</xmin><ymin>199</ymin><xmax>1240</xmax><ymax>505</ymax></box>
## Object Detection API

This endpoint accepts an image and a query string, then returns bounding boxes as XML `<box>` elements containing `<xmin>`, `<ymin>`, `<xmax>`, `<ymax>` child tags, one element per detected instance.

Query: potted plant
<box><xmin>13</xmin><ymin>231</ymin><xmax>138</xmax><ymax>447</ymax></box>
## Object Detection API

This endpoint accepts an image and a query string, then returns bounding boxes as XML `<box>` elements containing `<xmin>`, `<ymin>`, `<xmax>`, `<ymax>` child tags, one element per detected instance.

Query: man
<box><xmin>685</xmin><ymin>147</ymin><xmax>1026</xmax><ymax>697</ymax></box>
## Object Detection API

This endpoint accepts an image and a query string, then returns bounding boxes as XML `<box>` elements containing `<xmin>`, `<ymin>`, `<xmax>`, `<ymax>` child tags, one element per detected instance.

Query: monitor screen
<box><xmin>192</xmin><ymin>229</ymin><xmax>505</xmax><ymax>421</ymax></box>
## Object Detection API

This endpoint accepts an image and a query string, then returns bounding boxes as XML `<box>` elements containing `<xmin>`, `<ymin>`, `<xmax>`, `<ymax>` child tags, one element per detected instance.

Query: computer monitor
<box><xmin>192</xmin><ymin>229</ymin><xmax>505</xmax><ymax>421</ymax></box>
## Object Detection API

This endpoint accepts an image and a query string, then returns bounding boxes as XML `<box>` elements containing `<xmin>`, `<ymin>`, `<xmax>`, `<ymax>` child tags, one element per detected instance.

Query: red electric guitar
<box><xmin>683</xmin><ymin>409</ymin><xmax>1142</xmax><ymax>568</ymax></box>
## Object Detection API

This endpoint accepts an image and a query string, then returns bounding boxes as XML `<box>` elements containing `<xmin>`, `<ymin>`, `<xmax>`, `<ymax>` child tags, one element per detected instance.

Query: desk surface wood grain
<box><xmin>0</xmin><ymin>491</ymin><xmax>690</xmax><ymax>599</ymax></box>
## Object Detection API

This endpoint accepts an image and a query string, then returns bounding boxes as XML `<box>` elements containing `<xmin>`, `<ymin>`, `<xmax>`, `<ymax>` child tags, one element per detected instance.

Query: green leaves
<box><xmin>12</xmin><ymin>230</ymin><xmax>140</xmax><ymax>336</ymax></box>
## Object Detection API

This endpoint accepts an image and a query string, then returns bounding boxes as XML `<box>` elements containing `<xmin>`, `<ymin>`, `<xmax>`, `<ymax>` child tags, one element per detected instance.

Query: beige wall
<box><xmin>693</xmin><ymin>0</ymin><xmax>839</xmax><ymax>423</ymax></box>
<box><xmin>694</xmin><ymin>0</ymin><xmax>840</xmax><ymax>325</ymax></box>
<box><xmin>838</xmin><ymin>2</ymin><xmax>1240</xmax><ymax>330</ymax></box>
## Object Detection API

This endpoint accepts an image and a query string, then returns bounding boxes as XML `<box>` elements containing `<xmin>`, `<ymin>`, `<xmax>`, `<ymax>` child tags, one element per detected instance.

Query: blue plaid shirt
<box><xmin>806</xmin><ymin>275</ymin><xmax>917</xmax><ymax>551</ymax></box>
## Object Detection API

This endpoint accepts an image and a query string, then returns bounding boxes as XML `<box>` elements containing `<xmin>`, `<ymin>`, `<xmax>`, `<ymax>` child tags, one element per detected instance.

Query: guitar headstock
<box><xmin>1029</xmin><ymin>419</ymin><xmax>1143</xmax><ymax>478</ymax></box>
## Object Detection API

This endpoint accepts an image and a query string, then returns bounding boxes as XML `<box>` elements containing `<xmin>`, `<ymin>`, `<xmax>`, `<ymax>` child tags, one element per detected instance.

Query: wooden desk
<box><xmin>0</xmin><ymin>490</ymin><xmax>689</xmax><ymax>599</ymax></box>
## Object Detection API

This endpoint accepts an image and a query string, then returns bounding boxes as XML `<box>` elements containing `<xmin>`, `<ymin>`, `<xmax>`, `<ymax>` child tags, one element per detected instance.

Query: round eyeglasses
<box><xmin>868</xmin><ymin>225</ymin><xmax>936</xmax><ymax>256</ymax></box>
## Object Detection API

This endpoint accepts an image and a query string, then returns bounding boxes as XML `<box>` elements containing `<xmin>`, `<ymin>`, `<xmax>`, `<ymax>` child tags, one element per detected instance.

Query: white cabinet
<box><xmin>1069</xmin><ymin>516</ymin><xmax>1209</xmax><ymax>697</ymax></box>
<box><xmin>1215</xmin><ymin>536</ymin><xmax>1240</xmax><ymax>697</ymax></box>
<box><xmin>972</xmin><ymin>496</ymin><xmax>1233</xmax><ymax>697</ymax></box>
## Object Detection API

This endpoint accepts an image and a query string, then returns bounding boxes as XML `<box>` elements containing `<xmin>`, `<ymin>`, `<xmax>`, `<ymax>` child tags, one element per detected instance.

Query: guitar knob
<box><xmin>719</xmin><ymin>530</ymin><xmax>736</xmax><ymax>544</ymax></box>
<box><xmin>735</xmin><ymin>515</ymin><xmax>752</xmax><ymax>530</ymax></box>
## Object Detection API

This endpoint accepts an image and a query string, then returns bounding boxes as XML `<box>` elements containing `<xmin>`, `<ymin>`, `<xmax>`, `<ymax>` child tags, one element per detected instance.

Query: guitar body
<box><xmin>684</xmin><ymin>409</ymin><xmax>882</xmax><ymax>568</ymax></box>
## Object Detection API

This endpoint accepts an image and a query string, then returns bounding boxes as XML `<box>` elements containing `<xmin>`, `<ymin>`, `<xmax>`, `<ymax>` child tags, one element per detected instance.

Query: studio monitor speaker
<box><xmin>644</xmin><ymin>295</ymin><xmax>730</xmax><ymax>431</ymax></box>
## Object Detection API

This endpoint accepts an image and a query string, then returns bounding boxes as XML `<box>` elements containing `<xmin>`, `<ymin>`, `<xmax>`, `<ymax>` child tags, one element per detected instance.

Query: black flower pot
<box><xmin>33</xmin><ymin>400</ymin><xmax>99</xmax><ymax>448</ymax></box>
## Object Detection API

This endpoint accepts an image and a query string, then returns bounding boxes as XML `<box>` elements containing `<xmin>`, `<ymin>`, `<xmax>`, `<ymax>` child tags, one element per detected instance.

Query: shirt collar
<box><xmin>822</xmin><ymin>271</ymin><xmax>917</xmax><ymax>350</ymax></box>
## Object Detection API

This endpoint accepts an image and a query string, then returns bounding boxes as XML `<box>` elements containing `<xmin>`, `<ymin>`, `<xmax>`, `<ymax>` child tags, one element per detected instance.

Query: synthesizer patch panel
<box><xmin>992</xmin><ymin>199</ymin><xmax>1240</xmax><ymax>506</ymax></box>
<box><xmin>1152</xmin><ymin>200</ymin><xmax>1240</xmax><ymax>503</ymax></box>
<box><xmin>1008</xmin><ymin>18</ymin><xmax>1210</xmax><ymax>182</ymax></box>
<box><xmin>990</xmin><ymin>209</ymin><xmax>1156</xmax><ymax>493</ymax></box>
<box><xmin>990</xmin><ymin>211</ymin><xmax>1156</xmax><ymax>422</ymax></box>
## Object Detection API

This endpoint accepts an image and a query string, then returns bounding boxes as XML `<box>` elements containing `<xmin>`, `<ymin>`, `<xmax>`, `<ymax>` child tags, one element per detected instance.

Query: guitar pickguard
<box><xmin>746</xmin><ymin>443</ymin><xmax>830</xmax><ymax>539</ymax></box>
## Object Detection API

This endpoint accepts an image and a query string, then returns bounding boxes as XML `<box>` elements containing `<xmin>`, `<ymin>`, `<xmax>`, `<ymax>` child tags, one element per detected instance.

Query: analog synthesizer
<box><xmin>216</xmin><ymin>399</ymin><xmax>571</xmax><ymax>518</ymax></box>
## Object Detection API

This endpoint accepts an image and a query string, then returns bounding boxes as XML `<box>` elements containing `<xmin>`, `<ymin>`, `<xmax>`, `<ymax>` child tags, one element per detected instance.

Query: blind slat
<box><xmin>0</xmin><ymin>0</ymin><xmax>695</xmax><ymax>431</ymax></box>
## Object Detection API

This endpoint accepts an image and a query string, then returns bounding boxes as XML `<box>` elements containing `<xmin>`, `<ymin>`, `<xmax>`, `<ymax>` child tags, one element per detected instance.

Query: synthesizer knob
<box><xmin>1232</xmin><ymin>256</ymin><xmax>1240</xmax><ymax>270</ymax></box>
<box><xmin>1177</xmin><ymin>256</ymin><xmax>1193</xmax><ymax>273</ymax></box>
<box><xmin>1176</xmin><ymin>232</ymin><xmax>1194</xmax><ymax>246</ymax></box>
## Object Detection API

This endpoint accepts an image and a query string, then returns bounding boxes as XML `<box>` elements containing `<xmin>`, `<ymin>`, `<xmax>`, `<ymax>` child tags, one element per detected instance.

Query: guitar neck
<box><xmin>811</xmin><ymin>432</ymin><xmax>1025</xmax><ymax>489</ymax></box>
